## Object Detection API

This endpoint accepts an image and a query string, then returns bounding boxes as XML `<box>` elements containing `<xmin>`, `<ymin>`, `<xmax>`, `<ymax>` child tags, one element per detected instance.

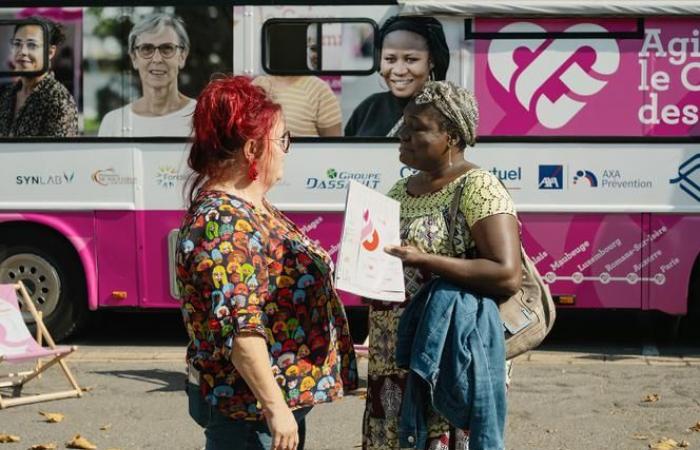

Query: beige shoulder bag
<box><xmin>447</xmin><ymin>176</ymin><xmax>556</xmax><ymax>359</ymax></box>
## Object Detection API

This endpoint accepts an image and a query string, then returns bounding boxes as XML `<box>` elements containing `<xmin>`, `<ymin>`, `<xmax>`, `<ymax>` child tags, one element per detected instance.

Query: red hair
<box><xmin>187</xmin><ymin>75</ymin><xmax>281</xmax><ymax>203</ymax></box>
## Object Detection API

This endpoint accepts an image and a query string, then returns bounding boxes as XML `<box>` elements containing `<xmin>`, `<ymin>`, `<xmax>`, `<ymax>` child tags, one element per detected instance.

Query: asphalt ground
<box><xmin>1</xmin><ymin>309</ymin><xmax>699</xmax><ymax>450</ymax></box>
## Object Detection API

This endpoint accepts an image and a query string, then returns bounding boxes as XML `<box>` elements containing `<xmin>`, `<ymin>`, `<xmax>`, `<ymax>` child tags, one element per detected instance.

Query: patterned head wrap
<box><xmin>413</xmin><ymin>81</ymin><xmax>479</xmax><ymax>147</ymax></box>
<box><xmin>378</xmin><ymin>16</ymin><xmax>450</xmax><ymax>81</ymax></box>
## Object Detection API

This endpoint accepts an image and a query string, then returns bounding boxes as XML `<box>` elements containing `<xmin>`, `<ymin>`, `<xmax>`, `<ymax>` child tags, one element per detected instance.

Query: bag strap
<box><xmin>447</xmin><ymin>174</ymin><xmax>527</xmax><ymax>265</ymax></box>
<box><xmin>446</xmin><ymin>175</ymin><xmax>469</xmax><ymax>256</ymax></box>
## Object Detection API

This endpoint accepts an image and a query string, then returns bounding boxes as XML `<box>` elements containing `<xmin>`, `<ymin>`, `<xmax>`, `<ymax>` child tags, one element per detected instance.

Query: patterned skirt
<box><xmin>362</xmin><ymin>303</ymin><xmax>512</xmax><ymax>450</ymax></box>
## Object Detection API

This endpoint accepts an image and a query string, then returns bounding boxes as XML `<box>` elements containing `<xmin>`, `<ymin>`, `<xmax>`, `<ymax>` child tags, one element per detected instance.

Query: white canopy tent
<box><xmin>398</xmin><ymin>0</ymin><xmax>700</xmax><ymax>16</ymax></box>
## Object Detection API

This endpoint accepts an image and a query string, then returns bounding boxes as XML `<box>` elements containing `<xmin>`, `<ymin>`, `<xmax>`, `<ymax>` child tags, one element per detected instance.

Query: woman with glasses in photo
<box><xmin>0</xmin><ymin>16</ymin><xmax>78</xmax><ymax>137</ymax></box>
<box><xmin>98</xmin><ymin>13</ymin><xmax>195</xmax><ymax>136</ymax></box>
<box><xmin>176</xmin><ymin>75</ymin><xmax>357</xmax><ymax>450</ymax></box>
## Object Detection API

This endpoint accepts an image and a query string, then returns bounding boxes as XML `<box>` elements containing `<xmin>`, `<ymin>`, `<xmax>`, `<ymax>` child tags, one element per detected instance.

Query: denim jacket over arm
<box><xmin>396</xmin><ymin>279</ymin><xmax>506</xmax><ymax>450</ymax></box>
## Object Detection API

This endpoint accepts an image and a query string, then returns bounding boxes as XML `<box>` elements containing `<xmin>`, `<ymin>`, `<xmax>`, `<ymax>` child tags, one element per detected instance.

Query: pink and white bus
<box><xmin>0</xmin><ymin>1</ymin><xmax>698</xmax><ymax>341</ymax></box>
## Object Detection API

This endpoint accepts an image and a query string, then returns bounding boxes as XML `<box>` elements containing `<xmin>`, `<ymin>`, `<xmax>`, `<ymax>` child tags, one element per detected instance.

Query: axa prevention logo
<box><xmin>155</xmin><ymin>166</ymin><xmax>187</xmax><ymax>188</ymax></box>
<box><xmin>573</xmin><ymin>169</ymin><xmax>599</xmax><ymax>187</ymax></box>
<box><xmin>306</xmin><ymin>168</ymin><xmax>380</xmax><ymax>190</ymax></box>
<box><xmin>487</xmin><ymin>22</ymin><xmax>620</xmax><ymax>129</ymax></box>
<box><xmin>670</xmin><ymin>153</ymin><xmax>700</xmax><ymax>202</ymax></box>
<box><xmin>538</xmin><ymin>165</ymin><xmax>563</xmax><ymax>190</ymax></box>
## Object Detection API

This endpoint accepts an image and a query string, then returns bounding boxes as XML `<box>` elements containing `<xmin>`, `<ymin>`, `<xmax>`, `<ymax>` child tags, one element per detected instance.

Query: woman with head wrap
<box><xmin>363</xmin><ymin>81</ymin><xmax>521</xmax><ymax>450</ymax></box>
<box><xmin>344</xmin><ymin>16</ymin><xmax>449</xmax><ymax>137</ymax></box>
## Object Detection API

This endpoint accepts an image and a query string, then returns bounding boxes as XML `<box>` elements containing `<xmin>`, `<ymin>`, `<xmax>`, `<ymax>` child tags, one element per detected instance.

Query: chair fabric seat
<box><xmin>2</xmin><ymin>345</ymin><xmax>73</xmax><ymax>363</ymax></box>
<box><xmin>0</xmin><ymin>283</ymin><xmax>83</xmax><ymax>409</ymax></box>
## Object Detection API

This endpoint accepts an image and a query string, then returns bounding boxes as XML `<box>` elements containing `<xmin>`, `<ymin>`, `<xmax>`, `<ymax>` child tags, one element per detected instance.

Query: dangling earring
<box><xmin>429</xmin><ymin>70</ymin><xmax>435</xmax><ymax>82</ymax></box>
<box><xmin>448</xmin><ymin>150</ymin><xmax>453</xmax><ymax>167</ymax></box>
<box><xmin>247</xmin><ymin>160</ymin><xmax>259</xmax><ymax>181</ymax></box>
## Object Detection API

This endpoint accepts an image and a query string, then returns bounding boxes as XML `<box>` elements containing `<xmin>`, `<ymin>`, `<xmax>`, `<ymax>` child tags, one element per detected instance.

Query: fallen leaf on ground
<box><xmin>28</xmin><ymin>444</ymin><xmax>57</xmax><ymax>450</ymax></box>
<box><xmin>39</xmin><ymin>412</ymin><xmax>65</xmax><ymax>423</ymax></box>
<box><xmin>100</xmin><ymin>424</ymin><xmax>112</xmax><ymax>431</ymax></box>
<box><xmin>632</xmin><ymin>433</ymin><xmax>648</xmax><ymax>440</ymax></box>
<box><xmin>649</xmin><ymin>438</ymin><xmax>686</xmax><ymax>449</ymax></box>
<box><xmin>65</xmin><ymin>435</ymin><xmax>97</xmax><ymax>450</ymax></box>
<box><xmin>690</xmin><ymin>422</ymin><xmax>700</xmax><ymax>432</ymax></box>
<box><xmin>0</xmin><ymin>433</ymin><xmax>20</xmax><ymax>443</ymax></box>
<box><xmin>643</xmin><ymin>393</ymin><xmax>661</xmax><ymax>403</ymax></box>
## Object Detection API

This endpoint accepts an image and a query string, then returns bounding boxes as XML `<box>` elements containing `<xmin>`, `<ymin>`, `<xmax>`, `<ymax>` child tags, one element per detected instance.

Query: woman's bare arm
<box><xmin>385</xmin><ymin>214</ymin><xmax>522</xmax><ymax>298</ymax></box>
<box><xmin>232</xmin><ymin>334</ymin><xmax>298</xmax><ymax>450</ymax></box>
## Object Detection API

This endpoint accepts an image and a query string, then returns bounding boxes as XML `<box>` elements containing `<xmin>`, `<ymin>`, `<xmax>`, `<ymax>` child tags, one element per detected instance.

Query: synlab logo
<box><xmin>670</xmin><ymin>154</ymin><xmax>700</xmax><ymax>202</ymax></box>
<box><xmin>573</xmin><ymin>169</ymin><xmax>598</xmax><ymax>187</ymax></box>
<box><xmin>487</xmin><ymin>22</ymin><xmax>620</xmax><ymax>129</ymax></box>
<box><xmin>361</xmin><ymin>209</ymin><xmax>380</xmax><ymax>251</ymax></box>
<box><xmin>538</xmin><ymin>165</ymin><xmax>563</xmax><ymax>190</ymax></box>
<box><xmin>16</xmin><ymin>171</ymin><xmax>75</xmax><ymax>185</ymax></box>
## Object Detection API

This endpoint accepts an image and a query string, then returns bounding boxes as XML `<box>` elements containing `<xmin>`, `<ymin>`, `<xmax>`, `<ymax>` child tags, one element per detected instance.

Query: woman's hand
<box><xmin>230</xmin><ymin>334</ymin><xmax>298</xmax><ymax>450</ymax></box>
<box><xmin>264</xmin><ymin>404</ymin><xmax>298</xmax><ymax>450</ymax></box>
<box><xmin>384</xmin><ymin>244</ymin><xmax>425</xmax><ymax>267</ymax></box>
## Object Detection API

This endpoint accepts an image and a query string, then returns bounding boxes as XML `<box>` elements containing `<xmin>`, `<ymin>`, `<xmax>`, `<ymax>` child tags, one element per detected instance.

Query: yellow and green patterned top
<box><xmin>388</xmin><ymin>168</ymin><xmax>517</xmax><ymax>296</ymax></box>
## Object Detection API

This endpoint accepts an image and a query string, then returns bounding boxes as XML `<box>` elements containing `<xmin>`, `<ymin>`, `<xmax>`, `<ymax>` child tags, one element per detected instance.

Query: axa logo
<box><xmin>573</xmin><ymin>169</ymin><xmax>598</xmax><ymax>187</ymax></box>
<box><xmin>670</xmin><ymin>154</ymin><xmax>700</xmax><ymax>202</ymax></box>
<box><xmin>538</xmin><ymin>165</ymin><xmax>563</xmax><ymax>190</ymax></box>
<box><xmin>487</xmin><ymin>22</ymin><xmax>620</xmax><ymax>129</ymax></box>
<box><xmin>361</xmin><ymin>209</ymin><xmax>380</xmax><ymax>251</ymax></box>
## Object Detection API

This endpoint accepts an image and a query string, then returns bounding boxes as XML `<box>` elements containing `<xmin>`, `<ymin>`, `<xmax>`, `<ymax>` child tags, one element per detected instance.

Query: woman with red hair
<box><xmin>176</xmin><ymin>75</ymin><xmax>358</xmax><ymax>450</ymax></box>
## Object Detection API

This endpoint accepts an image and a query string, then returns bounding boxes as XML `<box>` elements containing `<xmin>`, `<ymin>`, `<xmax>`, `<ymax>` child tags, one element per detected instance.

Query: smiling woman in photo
<box><xmin>98</xmin><ymin>13</ymin><xmax>195</xmax><ymax>137</ymax></box>
<box><xmin>0</xmin><ymin>16</ymin><xmax>78</xmax><ymax>137</ymax></box>
<box><xmin>344</xmin><ymin>16</ymin><xmax>449</xmax><ymax>137</ymax></box>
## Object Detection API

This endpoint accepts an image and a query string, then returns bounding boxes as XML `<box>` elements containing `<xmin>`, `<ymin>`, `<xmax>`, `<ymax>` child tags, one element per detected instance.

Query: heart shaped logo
<box><xmin>487</xmin><ymin>22</ymin><xmax>621</xmax><ymax>129</ymax></box>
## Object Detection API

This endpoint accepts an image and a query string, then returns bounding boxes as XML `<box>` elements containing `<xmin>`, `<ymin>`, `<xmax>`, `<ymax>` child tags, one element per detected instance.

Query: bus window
<box><xmin>257</xmin><ymin>18</ymin><xmax>378</xmax><ymax>138</ymax></box>
<box><xmin>83</xmin><ymin>6</ymin><xmax>233</xmax><ymax>137</ymax></box>
<box><xmin>262</xmin><ymin>19</ymin><xmax>377</xmax><ymax>75</ymax></box>
<box><xmin>0</xmin><ymin>14</ymin><xmax>81</xmax><ymax>138</ymax></box>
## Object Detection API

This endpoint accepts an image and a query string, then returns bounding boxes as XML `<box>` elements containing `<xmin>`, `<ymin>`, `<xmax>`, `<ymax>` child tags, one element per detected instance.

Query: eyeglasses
<box><xmin>267</xmin><ymin>130</ymin><xmax>291</xmax><ymax>153</ymax></box>
<box><xmin>133</xmin><ymin>43</ymin><xmax>183</xmax><ymax>59</ymax></box>
<box><xmin>10</xmin><ymin>39</ymin><xmax>41</xmax><ymax>52</ymax></box>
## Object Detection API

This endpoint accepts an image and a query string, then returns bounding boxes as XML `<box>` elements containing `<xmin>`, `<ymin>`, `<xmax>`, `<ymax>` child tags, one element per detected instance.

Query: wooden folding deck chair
<box><xmin>0</xmin><ymin>282</ymin><xmax>82</xmax><ymax>408</ymax></box>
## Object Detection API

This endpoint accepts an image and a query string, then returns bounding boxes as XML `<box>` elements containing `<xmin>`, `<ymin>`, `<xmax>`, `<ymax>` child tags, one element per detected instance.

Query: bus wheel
<box><xmin>0</xmin><ymin>230</ymin><xmax>88</xmax><ymax>342</ymax></box>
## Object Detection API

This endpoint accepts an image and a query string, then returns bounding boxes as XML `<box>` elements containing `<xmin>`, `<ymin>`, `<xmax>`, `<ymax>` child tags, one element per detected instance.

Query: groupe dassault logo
<box><xmin>305</xmin><ymin>168</ymin><xmax>380</xmax><ymax>189</ymax></box>
<box><xmin>670</xmin><ymin>153</ymin><xmax>700</xmax><ymax>202</ymax></box>
<box><xmin>487</xmin><ymin>22</ymin><xmax>620</xmax><ymax>129</ymax></box>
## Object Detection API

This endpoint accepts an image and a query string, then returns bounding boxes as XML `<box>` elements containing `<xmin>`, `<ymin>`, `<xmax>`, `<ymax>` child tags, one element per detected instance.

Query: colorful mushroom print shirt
<box><xmin>176</xmin><ymin>190</ymin><xmax>358</xmax><ymax>420</ymax></box>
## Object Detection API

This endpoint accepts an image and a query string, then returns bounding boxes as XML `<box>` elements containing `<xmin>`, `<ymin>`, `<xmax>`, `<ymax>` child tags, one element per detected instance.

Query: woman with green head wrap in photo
<box><xmin>344</xmin><ymin>16</ymin><xmax>449</xmax><ymax>137</ymax></box>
